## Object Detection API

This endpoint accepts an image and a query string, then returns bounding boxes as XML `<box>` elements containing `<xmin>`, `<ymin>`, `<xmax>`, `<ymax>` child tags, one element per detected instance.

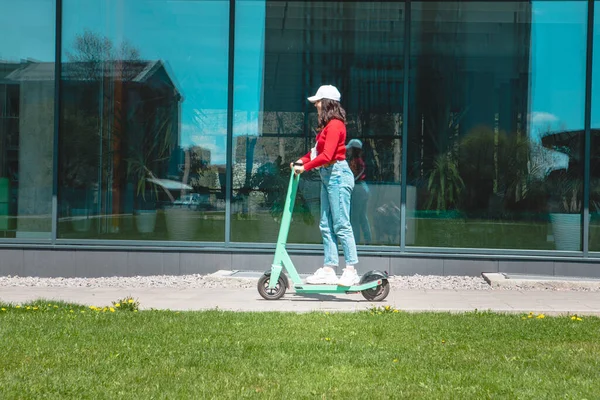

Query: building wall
<box><xmin>1</xmin><ymin>0</ymin><xmax>599</xmax><ymax>278</ymax></box>
<box><xmin>2</xmin><ymin>247</ymin><xmax>600</xmax><ymax>279</ymax></box>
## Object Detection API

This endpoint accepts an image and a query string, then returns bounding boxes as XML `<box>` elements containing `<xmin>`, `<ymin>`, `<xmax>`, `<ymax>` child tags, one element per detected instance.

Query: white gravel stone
<box><xmin>0</xmin><ymin>274</ymin><xmax>257</xmax><ymax>289</ymax></box>
<box><xmin>387</xmin><ymin>275</ymin><xmax>493</xmax><ymax>291</ymax></box>
<box><xmin>0</xmin><ymin>273</ymin><xmax>596</xmax><ymax>291</ymax></box>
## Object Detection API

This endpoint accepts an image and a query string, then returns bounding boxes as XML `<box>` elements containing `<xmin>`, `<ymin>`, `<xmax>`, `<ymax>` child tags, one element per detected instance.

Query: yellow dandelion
<box><xmin>393</xmin><ymin>358</ymin><xmax>399</xmax><ymax>363</ymax></box>
<box><xmin>385</xmin><ymin>305</ymin><xmax>391</xmax><ymax>311</ymax></box>
<box><xmin>109</xmin><ymin>307</ymin><xmax>115</xmax><ymax>313</ymax></box>
<box><xmin>53</xmin><ymin>305</ymin><xmax>58</xmax><ymax>308</ymax></box>
<box><xmin>115</xmin><ymin>303</ymin><xmax>121</xmax><ymax>308</ymax></box>
<box><xmin>128</xmin><ymin>299</ymin><xmax>134</xmax><ymax>304</ymax></box>
<box><xmin>33</xmin><ymin>307</ymin><xmax>38</xmax><ymax>310</ymax></box>
<box><xmin>1</xmin><ymin>308</ymin><xmax>6</xmax><ymax>311</ymax></box>
<box><xmin>16</xmin><ymin>305</ymin><xmax>21</xmax><ymax>309</ymax></box>
<box><xmin>537</xmin><ymin>314</ymin><xmax>545</xmax><ymax>319</ymax></box>
<box><xmin>325</xmin><ymin>337</ymin><xmax>331</xmax><ymax>341</ymax></box>
<box><xmin>571</xmin><ymin>316</ymin><xmax>577</xmax><ymax>320</ymax></box>
<box><xmin>47</xmin><ymin>304</ymin><xmax>51</xmax><ymax>307</ymax></box>
<box><xmin>26</xmin><ymin>306</ymin><xmax>31</xmax><ymax>310</ymax></box>
<box><xmin>442</xmin><ymin>340</ymin><xmax>446</xmax><ymax>344</ymax></box>
<box><xmin>528</xmin><ymin>315</ymin><xmax>533</xmax><ymax>319</ymax></box>
<box><xmin>522</xmin><ymin>317</ymin><xmax>527</xmax><ymax>320</ymax></box>
<box><xmin>393</xmin><ymin>309</ymin><xmax>399</xmax><ymax>313</ymax></box>
<box><xmin>134</xmin><ymin>310</ymin><xmax>138</xmax><ymax>313</ymax></box>
<box><xmin>577</xmin><ymin>317</ymin><xmax>583</xmax><ymax>321</ymax></box>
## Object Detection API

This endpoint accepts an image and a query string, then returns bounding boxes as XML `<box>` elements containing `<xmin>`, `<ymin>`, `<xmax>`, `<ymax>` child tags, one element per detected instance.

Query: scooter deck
<box><xmin>293</xmin><ymin>280</ymin><xmax>382</xmax><ymax>294</ymax></box>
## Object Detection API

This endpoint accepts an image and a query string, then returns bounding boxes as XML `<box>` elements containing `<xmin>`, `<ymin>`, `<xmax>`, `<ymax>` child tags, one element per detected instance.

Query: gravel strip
<box><xmin>0</xmin><ymin>275</ymin><xmax>258</xmax><ymax>289</ymax></box>
<box><xmin>0</xmin><ymin>274</ymin><xmax>597</xmax><ymax>291</ymax></box>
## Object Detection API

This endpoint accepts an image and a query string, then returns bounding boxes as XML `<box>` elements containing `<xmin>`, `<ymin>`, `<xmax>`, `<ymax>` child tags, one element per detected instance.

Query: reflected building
<box><xmin>0</xmin><ymin>60</ymin><xmax>182</xmax><ymax>236</ymax></box>
<box><xmin>409</xmin><ymin>2</ymin><xmax>532</xmax><ymax>184</ymax></box>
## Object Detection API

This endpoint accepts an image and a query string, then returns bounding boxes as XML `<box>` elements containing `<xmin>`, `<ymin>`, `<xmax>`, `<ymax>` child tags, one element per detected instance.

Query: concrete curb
<box><xmin>482</xmin><ymin>273</ymin><xmax>600</xmax><ymax>291</ymax></box>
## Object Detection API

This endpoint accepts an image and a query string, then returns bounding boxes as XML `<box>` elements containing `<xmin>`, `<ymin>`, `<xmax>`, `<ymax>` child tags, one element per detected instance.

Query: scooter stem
<box><xmin>275</xmin><ymin>171</ymin><xmax>300</xmax><ymax>249</ymax></box>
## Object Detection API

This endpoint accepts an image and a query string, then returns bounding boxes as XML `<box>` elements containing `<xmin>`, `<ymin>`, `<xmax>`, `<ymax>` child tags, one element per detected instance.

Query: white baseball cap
<box><xmin>307</xmin><ymin>85</ymin><xmax>341</xmax><ymax>103</ymax></box>
<box><xmin>347</xmin><ymin>139</ymin><xmax>362</xmax><ymax>149</ymax></box>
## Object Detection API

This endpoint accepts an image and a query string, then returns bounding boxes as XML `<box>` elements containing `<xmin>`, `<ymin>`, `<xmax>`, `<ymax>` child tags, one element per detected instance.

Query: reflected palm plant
<box><xmin>250</xmin><ymin>156</ymin><xmax>314</xmax><ymax>224</ymax></box>
<box><xmin>125</xmin><ymin>104</ymin><xmax>177</xmax><ymax>207</ymax></box>
<box><xmin>425</xmin><ymin>126</ymin><xmax>539</xmax><ymax>215</ymax></box>
<box><xmin>425</xmin><ymin>152</ymin><xmax>465</xmax><ymax>211</ymax></box>
<box><xmin>458</xmin><ymin>127</ymin><xmax>534</xmax><ymax>213</ymax></box>
<box><xmin>546</xmin><ymin>168</ymin><xmax>583</xmax><ymax>214</ymax></box>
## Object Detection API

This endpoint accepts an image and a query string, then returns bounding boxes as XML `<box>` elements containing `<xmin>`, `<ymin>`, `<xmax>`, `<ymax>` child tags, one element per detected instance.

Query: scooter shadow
<box><xmin>286</xmin><ymin>293</ymin><xmax>364</xmax><ymax>302</ymax></box>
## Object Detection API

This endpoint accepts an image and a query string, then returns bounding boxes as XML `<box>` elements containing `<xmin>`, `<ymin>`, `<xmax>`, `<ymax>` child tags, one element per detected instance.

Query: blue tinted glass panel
<box><xmin>232</xmin><ymin>1</ymin><xmax>405</xmax><ymax>245</ymax></box>
<box><xmin>407</xmin><ymin>1</ymin><xmax>587</xmax><ymax>251</ymax></box>
<box><xmin>589</xmin><ymin>1</ymin><xmax>600</xmax><ymax>250</ymax></box>
<box><xmin>58</xmin><ymin>0</ymin><xmax>229</xmax><ymax>242</ymax></box>
<box><xmin>0</xmin><ymin>1</ymin><xmax>55</xmax><ymax>239</ymax></box>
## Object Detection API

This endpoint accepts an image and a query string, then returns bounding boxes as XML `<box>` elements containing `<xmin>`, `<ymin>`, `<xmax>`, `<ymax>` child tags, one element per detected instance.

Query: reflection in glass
<box><xmin>589</xmin><ymin>2</ymin><xmax>600</xmax><ymax>250</ymax></box>
<box><xmin>407</xmin><ymin>1</ymin><xmax>587</xmax><ymax>250</ymax></box>
<box><xmin>232</xmin><ymin>1</ymin><xmax>405</xmax><ymax>244</ymax></box>
<box><xmin>58</xmin><ymin>0</ymin><xmax>229</xmax><ymax>241</ymax></box>
<box><xmin>0</xmin><ymin>1</ymin><xmax>55</xmax><ymax>239</ymax></box>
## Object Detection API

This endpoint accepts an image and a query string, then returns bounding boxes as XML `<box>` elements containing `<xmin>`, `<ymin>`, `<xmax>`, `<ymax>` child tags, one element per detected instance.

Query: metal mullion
<box><xmin>400</xmin><ymin>1</ymin><xmax>411</xmax><ymax>252</ymax></box>
<box><xmin>51</xmin><ymin>0</ymin><xmax>63</xmax><ymax>245</ymax></box>
<box><xmin>583</xmin><ymin>0</ymin><xmax>595</xmax><ymax>256</ymax></box>
<box><xmin>225</xmin><ymin>0</ymin><xmax>236</xmax><ymax>246</ymax></box>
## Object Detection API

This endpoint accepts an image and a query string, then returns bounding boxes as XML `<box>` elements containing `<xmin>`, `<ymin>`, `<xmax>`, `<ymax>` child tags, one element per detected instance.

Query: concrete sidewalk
<box><xmin>2</xmin><ymin>285</ymin><xmax>600</xmax><ymax>315</ymax></box>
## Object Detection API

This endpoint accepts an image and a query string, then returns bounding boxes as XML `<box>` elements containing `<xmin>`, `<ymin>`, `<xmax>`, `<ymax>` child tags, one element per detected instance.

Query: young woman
<box><xmin>291</xmin><ymin>85</ymin><xmax>359</xmax><ymax>286</ymax></box>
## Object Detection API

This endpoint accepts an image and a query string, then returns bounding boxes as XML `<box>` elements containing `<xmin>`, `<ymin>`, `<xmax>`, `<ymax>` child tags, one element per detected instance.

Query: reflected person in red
<box><xmin>347</xmin><ymin>139</ymin><xmax>372</xmax><ymax>245</ymax></box>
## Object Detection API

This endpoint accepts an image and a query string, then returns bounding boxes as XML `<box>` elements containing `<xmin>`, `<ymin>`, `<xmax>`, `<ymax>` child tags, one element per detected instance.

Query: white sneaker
<box><xmin>306</xmin><ymin>267</ymin><xmax>338</xmax><ymax>284</ymax></box>
<box><xmin>337</xmin><ymin>268</ymin><xmax>360</xmax><ymax>287</ymax></box>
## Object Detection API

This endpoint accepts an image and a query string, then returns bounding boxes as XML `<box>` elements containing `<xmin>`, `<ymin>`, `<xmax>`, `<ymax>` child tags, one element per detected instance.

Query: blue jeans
<box><xmin>319</xmin><ymin>160</ymin><xmax>359</xmax><ymax>267</ymax></box>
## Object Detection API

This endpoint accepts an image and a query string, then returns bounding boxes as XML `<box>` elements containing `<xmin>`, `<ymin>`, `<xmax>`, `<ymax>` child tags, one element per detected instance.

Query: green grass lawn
<box><xmin>1</xmin><ymin>301</ymin><xmax>599</xmax><ymax>399</ymax></box>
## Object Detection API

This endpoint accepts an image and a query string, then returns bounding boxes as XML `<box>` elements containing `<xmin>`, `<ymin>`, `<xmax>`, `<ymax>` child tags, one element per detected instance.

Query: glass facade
<box><xmin>1</xmin><ymin>0</ymin><xmax>599</xmax><ymax>259</ymax></box>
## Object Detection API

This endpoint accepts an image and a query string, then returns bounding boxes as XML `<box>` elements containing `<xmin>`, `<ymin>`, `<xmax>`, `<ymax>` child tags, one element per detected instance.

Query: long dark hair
<box><xmin>317</xmin><ymin>98</ymin><xmax>346</xmax><ymax>132</ymax></box>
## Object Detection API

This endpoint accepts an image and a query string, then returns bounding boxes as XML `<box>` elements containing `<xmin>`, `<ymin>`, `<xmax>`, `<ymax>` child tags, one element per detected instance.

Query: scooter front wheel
<box><xmin>361</xmin><ymin>279</ymin><xmax>390</xmax><ymax>301</ymax></box>
<box><xmin>257</xmin><ymin>274</ymin><xmax>287</xmax><ymax>300</ymax></box>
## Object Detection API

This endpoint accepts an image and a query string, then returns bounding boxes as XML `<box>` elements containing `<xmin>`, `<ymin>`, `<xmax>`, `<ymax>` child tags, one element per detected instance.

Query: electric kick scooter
<box><xmin>257</xmin><ymin>167</ymin><xmax>390</xmax><ymax>301</ymax></box>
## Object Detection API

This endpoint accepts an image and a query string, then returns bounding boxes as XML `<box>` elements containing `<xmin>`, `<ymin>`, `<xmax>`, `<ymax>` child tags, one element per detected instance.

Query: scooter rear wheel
<box><xmin>257</xmin><ymin>274</ymin><xmax>287</xmax><ymax>300</ymax></box>
<box><xmin>361</xmin><ymin>279</ymin><xmax>390</xmax><ymax>301</ymax></box>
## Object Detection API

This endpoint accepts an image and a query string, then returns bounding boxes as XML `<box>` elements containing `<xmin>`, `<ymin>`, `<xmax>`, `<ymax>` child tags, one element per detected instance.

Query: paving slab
<box><xmin>1</xmin><ymin>286</ymin><xmax>600</xmax><ymax>316</ymax></box>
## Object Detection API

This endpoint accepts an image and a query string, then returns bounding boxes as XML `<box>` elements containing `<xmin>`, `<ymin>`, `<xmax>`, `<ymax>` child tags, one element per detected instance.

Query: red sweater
<box><xmin>300</xmin><ymin>119</ymin><xmax>347</xmax><ymax>171</ymax></box>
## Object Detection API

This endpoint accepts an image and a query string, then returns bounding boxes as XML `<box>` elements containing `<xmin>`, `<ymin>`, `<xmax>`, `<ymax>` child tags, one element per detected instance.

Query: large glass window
<box><xmin>590</xmin><ymin>1</ymin><xmax>600</xmax><ymax>251</ymax></box>
<box><xmin>232</xmin><ymin>1</ymin><xmax>405</xmax><ymax>245</ymax></box>
<box><xmin>58</xmin><ymin>0</ymin><xmax>229</xmax><ymax>241</ymax></box>
<box><xmin>407</xmin><ymin>1</ymin><xmax>588</xmax><ymax>251</ymax></box>
<box><xmin>0</xmin><ymin>1</ymin><xmax>55</xmax><ymax>239</ymax></box>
